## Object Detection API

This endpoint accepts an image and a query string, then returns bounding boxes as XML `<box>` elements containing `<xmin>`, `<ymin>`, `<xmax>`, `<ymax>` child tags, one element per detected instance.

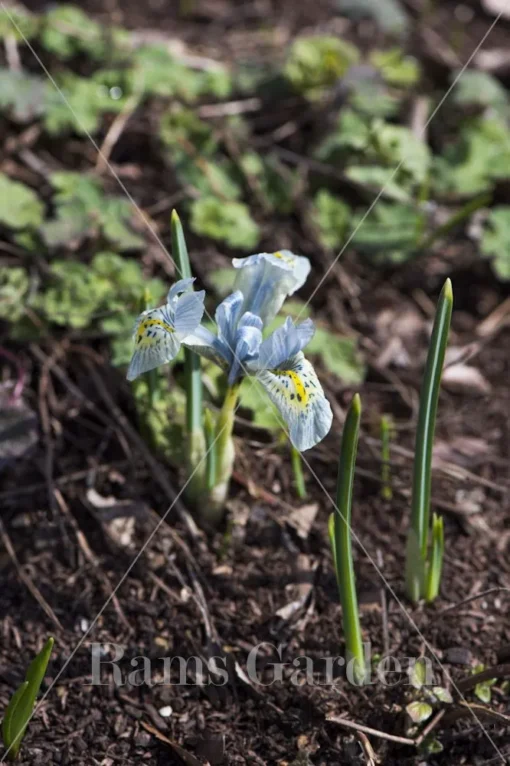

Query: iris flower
<box><xmin>127</xmin><ymin>252</ymin><xmax>332</xmax><ymax>451</ymax></box>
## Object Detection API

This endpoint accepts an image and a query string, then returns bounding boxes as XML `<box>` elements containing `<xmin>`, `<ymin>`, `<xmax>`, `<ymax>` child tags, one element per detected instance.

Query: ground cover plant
<box><xmin>0</xmin><ymin>1</ymin><xmax>510</xmax><ymax>764</ymax></box>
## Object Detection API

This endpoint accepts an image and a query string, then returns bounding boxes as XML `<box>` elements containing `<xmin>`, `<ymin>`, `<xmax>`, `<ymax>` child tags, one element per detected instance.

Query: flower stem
<box><xmin>290</xmin><ymin>443</ymin><xmax>307</xmax><ymax>499</ymax></box>
<box><xmin>330</xmin><ymin>393</ymin><xmax>366</xmax><ymax>685</ymax></box>
<box><xmin>215</xmin><ymin>383</ymin><xmax>239</xmax><ymax>487</ymax></box>
<box><xmin>198</xmin><ymin>383</ymin><xmax>239</xmax><ymax>526</ymax></box>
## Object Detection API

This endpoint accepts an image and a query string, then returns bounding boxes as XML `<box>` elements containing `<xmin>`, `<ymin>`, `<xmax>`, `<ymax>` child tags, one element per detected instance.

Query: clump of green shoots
<box><xmin>328</xmin><ymin>393</ymin><xmax>366</xmax><ymax>685</ymax></box>
<box><xmin>405</xmin><ymin>279</ymin><xmax>453</xmax><ymax>604</ymax></box>
<box><xmin>2</xmin><ymin>637</ymin><xmax>53</xmax><ymax>761</ymax></box>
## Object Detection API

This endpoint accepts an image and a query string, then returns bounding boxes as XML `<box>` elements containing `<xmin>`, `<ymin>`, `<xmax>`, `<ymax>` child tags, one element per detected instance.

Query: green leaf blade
<box><xmin>333</xmin><ymin>394</ymin><xmax>366</xmax><ymax>684</ymax></box>
<box><xmin>3</xmin><ymin>638</ymin><xmax>53</xmax><ymax>760</ymax></box>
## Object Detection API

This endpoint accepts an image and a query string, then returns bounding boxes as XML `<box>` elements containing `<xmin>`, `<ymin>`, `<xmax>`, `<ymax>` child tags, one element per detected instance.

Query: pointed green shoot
<box><xmin>331</xmin><ymin>393</ymin><xmax>366</xmax><ymax>685</ymax></box>
<box><xmin>290</xmin><ymin>443</ymin><xmax>307</xmax><ymax>500</ymax></box>
<box><xmin>406</xmin><ymin>279</ymin><xmax>452</xmax><ymax>602</ymax></box>
<box><xmin>171</xmin><ymin>210</ymin><xmax>203</xmax><ymax>437</ymax></box>
<box><xmin>425</xmin><ymin>513</ymin><xmax>444</xmax><ymax>603</ymax></box>
<box><xmin>171</xmin><ymin>210</ymin><xmax>206</xmax><ymax>503</ymax></box>
<box><xmin>2</xmin><ymin>637</ymin><xmax>54</xmax><ymax>761</ymax></box>
<box><xmin>380</xmin><ymin>414</ymin><xmax>393</xmax><ymax>501</ymax></box>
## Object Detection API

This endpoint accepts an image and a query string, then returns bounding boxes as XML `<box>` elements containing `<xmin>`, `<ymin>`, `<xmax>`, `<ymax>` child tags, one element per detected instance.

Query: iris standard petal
<box><xmin>237</xmin><ymin>311</ymin><xmax>264</xmax><ymax>331</ymax></box>
<box><xmin>232</xmin><ymin>251</ymin><xmax>311</xmax><ymax>325</ymax></box>
<box><xmin>172</xmin><ymin>290</ymin><xmax>206</xmax><ymax>338</ymax></box>
<box><xmin>256</xmin><ymin>352</ymin><xmax>332</xmax><ymax>451</ymax></box>
<box><xmin>252</xmin><ymin>317</ymin><xmax>315</xmax><ymax>371</ymax></box>
<box><xmin>228</xmin><ymin>323</ymin><xmax>263</xmax><ymax>385</ymax></box>
<box><xmin>215</xmin><ymin>291</ymin><xmax>244</xmax><ymax>354</ymax></box>
<box><xmin>127</xmin><ymin>305</ymin><xmax>181</xmax><ymax>381</ymax></box>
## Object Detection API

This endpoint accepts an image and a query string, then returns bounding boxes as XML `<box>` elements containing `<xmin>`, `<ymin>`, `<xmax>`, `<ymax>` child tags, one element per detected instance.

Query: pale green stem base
<box><xmin>197</xmin><ymin>384</ymin><xmax>239</xmax><ymax>527</ymax></box>
<box><xmin>290</xmin><ymin>444</ymin><xmax>307</xmax><ymax>499</ymax></box>
<box><xmin>184</xmin><ymin>426</ymin><xmax>207</xmax><ymax>505</ymax></box>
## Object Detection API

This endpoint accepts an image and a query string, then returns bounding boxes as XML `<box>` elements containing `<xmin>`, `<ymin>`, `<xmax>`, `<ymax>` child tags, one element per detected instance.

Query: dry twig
<box><xmin>0</xmin><ymin>518</ymin><xmax>64</xmax><ymax>632</ymax></box>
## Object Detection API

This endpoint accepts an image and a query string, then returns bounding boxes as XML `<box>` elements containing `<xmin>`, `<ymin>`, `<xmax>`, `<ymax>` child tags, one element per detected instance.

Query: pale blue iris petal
<box><xmin>172</xmin><ymin>290</ymin><xmax>205</xmax><ymax>338</ymax></box>
<box><xmin>228</xmin><ymin>324</ymin><xmax>263</xmax><ymax>385</ymax></box>
<box><xmin>215</xmin><ymin>291</ymin><xmax>244</xmax><ymax>355</ymax></box>
<box><xmin>252</xmin><ymin>317</ymin><xmax>315</xmax><ymax>371</ymax></box>
<box><xmin>294</xmin><ymin>318</ymin><xmax>315</xmax><ymax>350</ymax></box>
<box><xmin>237</xmin><ymin>311</ymin><xmax>264</xmax><ymax>331</ymax></box>
<box><xmin>167</xmin><ymin>277</ymin><xmax>195</xmax><ymax>304</ymax></box>
<box><xmin>256</xmin><ymin>352</ymin><xmax>332</xmax><ymax>451</ymax></box>
<box><xmin>255</xmin><ymin>316</ymin><xmax>293</xmax><ymax>370</ymax></box>
<box><xmin>278</xmin><ymin>250</ymin><xmax>311</xmax><ymax>295</ymax></box>
<box><xmin>127</xmin><ymin>306</ymin><xmax>181</xmax><ymax>381</ymax></box>
<box><xmin>127</xmin><ymin>279</ymin><xmax>205</xmax><ymax>382</ymax></box>
<box><xmin>232</xmin><ymin>252</ymin><xmax>311</xmax><ymax>324</ymax></box>
<box><xmin>182</xmin><ymin>325</ymin><xmax>228</xmax><ymax>368</ymax></box>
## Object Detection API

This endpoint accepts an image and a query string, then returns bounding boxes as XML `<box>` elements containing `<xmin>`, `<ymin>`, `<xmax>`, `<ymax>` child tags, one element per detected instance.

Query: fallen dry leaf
<box><xmin>434</xmin><ymin>436</ymin><xmax>492</xmax><ymax>467</ymax></box>
<box><xmin>475</xmin><ymin>47</ymin><xmax>510</xmax><ymax>73</ymax></box>
<box><xmin>287</xmin><ymin>503</ymin><xmax>319</xmax><ymax>540</ymax></box>
<box><xmin>454</xmin><ymin>487</ymin><xmax>486</xmax><ymax>515</ymax></box>
<box><xmin>442</xmin><ymin>364</ymin><xmax>491</xmax><ymax>395</ymax></box>
<box><xmin>482</xmin><ymin>0</ymin><xmax>510</xmax><ymax>19</ymax></box>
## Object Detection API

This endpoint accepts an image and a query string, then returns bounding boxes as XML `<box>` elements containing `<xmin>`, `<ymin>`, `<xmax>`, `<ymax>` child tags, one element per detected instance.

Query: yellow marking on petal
<box><xmin>275</xmin><ymin>369</ymin><xmax>309</xmax><ymax>405</ymax></box>
<box><xmin>137</xmin><ymin>317</ymin><xmax>175</xmax><ymax>345</ymax></box>
<box><xmin>273</xmin><ymin>251</ymin><xmax>295</xmax><ymax>265</ymax></box>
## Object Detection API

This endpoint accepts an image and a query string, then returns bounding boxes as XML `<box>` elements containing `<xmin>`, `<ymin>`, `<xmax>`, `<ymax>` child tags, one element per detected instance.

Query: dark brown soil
<box><xmin>1</xmin><ymin>1</ymin><xmax>510</xmax><ymax>765</ymax></box>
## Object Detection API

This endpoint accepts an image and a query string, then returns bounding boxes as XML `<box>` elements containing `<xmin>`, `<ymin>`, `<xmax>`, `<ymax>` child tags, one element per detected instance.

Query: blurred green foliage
<box><xmin>41</xmin><ymin>173</ymin><xmax>144</xmax><ymax>250</ymax></box>
<box><xmin>0</xmin><ymin>69</ymin><xmax>48</xmax><ymax>122</ymax></box>
<box><xmin>40</xmin><ymin>5</ymin><xmax>129</xmax><ymax>60</ymax></box>
<box><xmin>0</xmin><ymin>268</ymin><xmax>30</xmax><ymax>322</ymax></box>
<box><xmin>35</xmin><ymin>252</ymin><xmax>164</xmax><ymax>330</ymax></box>
<box><xmin>451</xmin><ymin>70</ymin><xmax>509</xmax><ymax>114</ymax></box>
<box><xmin>284</xmin><ymin>36</ymin><xmax>359</xmax><ymax>98</ymax></box>
<box><xmin>433</xmin><ymin>117</ymin><xmax>510</xmax><ymax>198</ymax></box>
<box><xmin>0</xmin><ymin>4</ymin><xmax>38</xmax><ymax>41</ymax></box>
<box><xmin>190</xmin><ymin>197</ymin><xmax>259</xmax><ymax>249</ymax></box>
<box><xmin>0</xmin><ymin>0</ymin><xmax>508</xmax><ymax>394</ymax></box>
<box><xmin>0</xmin><ymin>175</ymin><xmax>44</xmax><ymax>230</ymax></box>
<box><xmin>311</xmin><ymin>190</ymin><xmax>350</xmax><ymax>250</ymax></box>
<box><xmin>337</xmin><ymin>0</ymin><xmax>409</xmax><ymax>36</ymax></box>
<box><xmin>369</xmin><ymin>48</ymin><xmax>420</xmax><ymax>87</ymax></box>
<box><xmin>481</xmin><ymin>207</ymin><xmax>510</xmax><ymax>280</ymax></box>
<box><xmin>351</xmin><ymin>203</ymin><xmax>426</xmax><ymax>263</ymax></box>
